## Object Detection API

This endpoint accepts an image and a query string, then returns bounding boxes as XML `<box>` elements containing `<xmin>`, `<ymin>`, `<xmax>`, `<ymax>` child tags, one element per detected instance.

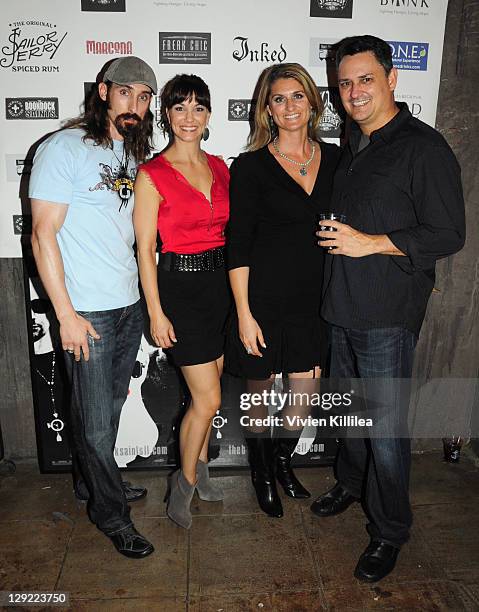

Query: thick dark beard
<box><xmin>114</xmin><ymin>113</ymin><xmax>143</xmax><ymax>158</ymax></box>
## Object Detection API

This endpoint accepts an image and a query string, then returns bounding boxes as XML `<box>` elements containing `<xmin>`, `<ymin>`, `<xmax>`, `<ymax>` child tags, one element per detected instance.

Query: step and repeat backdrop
<box><xmin>1</xmin><ymin>0</ymin><xmax>449</xmax><ymax>471</ymax></box>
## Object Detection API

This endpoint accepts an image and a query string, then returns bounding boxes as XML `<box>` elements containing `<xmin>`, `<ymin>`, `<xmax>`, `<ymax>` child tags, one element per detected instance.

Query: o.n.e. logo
<box><xmin>310</xmin><ymin>0</ymin><xmax>353</xmax><ymax>18</ymax></box>
<box><xmin>159</xmin><ymin>32</ymin><xmax>211</xmax><ymax>64</ymax></box>
<box><xmin>0</xmin><ymin>20</ymin><xmax>67</xmax><ymax>72</ymax></box>
<box><xmin>6</xmin><ymin>97</ymin><xmax>59</xmax><ymax>120</ymax></box>
<box><xmin>81</xmin><ymin>0</ymin><xmax>126</xmax><ymax>12</ymax></box>
<box><xmin>388</xmin><ymin>41</ymin><xmax>429</xmax><ymax>70</ymax></box>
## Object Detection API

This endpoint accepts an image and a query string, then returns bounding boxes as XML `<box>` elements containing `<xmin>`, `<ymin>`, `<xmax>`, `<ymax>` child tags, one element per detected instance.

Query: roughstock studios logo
<box><xmin>232</xmin><ymin>37</ymin><xmax>287</xmax><ymax>63</ymax></box>
<box><xmin>310</xmin><ymin>0</ymin><xmax>353</xmax><ymax>18</ymax></box>
<box><xmin>228</xmin><ymin>99</ymin><xmax>254</xmax><ymax>121</ymax></box>
<box><xmin>0</xmin><ymin>20</ymin><xmax>67</xmax><ymax>72</ymax></box>
<box><xmin>309</xmin><ymin>39</ymin><xmax>337</xmax><ymax>67</ymax></box>
<box><xmin>317</xmin><ymin>87</ymin><xmax>343</xmax><ymax>138</ymax></box>
<box><xmin>86</xmin><ymin>40</ymin><xmax>132</xmax><ymax>55</ymax></box>
<box><xmin>388</xmin><ymin>41</ymin><xmax>429</xmax><ymax>71</ymax></box>
<box><xmin>81</xmin><ymin>0</ymin><xmax>126</xmax><ymax>12</ymax></box>
<box><xmin>5</xmin><ymin>154</ymin><xmax>32</xmax><ymax>182</ymax></box>
<box><xmin>6</xmin><ymin>97</ymin><xmax>59</xmax><ymax>120</ymax></box>
<box><xmin>159</xmin><ymin>32</ymin><xmax>211</xmax><ymax>64</ymax></box>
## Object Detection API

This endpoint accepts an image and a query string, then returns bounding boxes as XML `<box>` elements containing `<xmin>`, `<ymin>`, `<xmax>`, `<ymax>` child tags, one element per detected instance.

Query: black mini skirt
<box><xmin>157</xmin><ymin>265</ymin><xmax>230</xmax><ymax>367</ymax></box>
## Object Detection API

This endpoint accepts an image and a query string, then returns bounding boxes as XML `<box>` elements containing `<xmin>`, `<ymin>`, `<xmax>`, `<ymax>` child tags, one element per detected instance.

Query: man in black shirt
<box><xmin>311</xmin><ymin>35</ymin><xmax>465</xmax><ymax>583</ymax></box>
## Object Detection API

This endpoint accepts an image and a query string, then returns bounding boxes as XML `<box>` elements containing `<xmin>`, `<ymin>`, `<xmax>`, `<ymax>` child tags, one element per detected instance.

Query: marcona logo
<box><xmin>6</xmin><ymin>97</ymin><xmax>59</xmax><ymax>120</ymax></box>
<box><xmin>232</xmin><ymin>37</ymin><xmax>287</xmax><ymax>63</ymax></box>
<box><xmin>86</xmin><ymin>40</ymin><xmax>132</xmax><ymax>55</ymax></box>
<box><xmin>310</xmin><ymin>0</ymin><xmax>353</xmax><ymax>18</ymax></box>
<box><xmin>159</xmin><ymin>32</ymin><xmax>211</xmax><ymax>64</ymax></box>
<box><xmin>228</xmin><ymin>99</ymin><xmax>253</xmax><ymax>121</ymax></box>
<box><xmin>317</xmin><ymin>88</ymin><xmax>343</xmax><ymax>138</ymax></box>
<box><xmin>81</xmin><ymin>0</ymin><xmax>126</xmax><ymax>12</ymax></box>
<box><xmin>0</xmin><ymin>20</ymin><xmax>67</xmax><ymax>72</ymax></box>
<box><xmin>388</xmin><ymin>41</ymin><xmax>429</xmax><ymax>71</ymax></box>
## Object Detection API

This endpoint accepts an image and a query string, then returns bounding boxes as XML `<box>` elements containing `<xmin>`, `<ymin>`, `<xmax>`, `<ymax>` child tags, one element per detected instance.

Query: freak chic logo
<box><xmin>388</xmin><ymin>41</ymin><xmax>429</xmax><ymax>71</ymax></box>
<box><xmin>0</xmin><ymin>21</ymin><xmax>67</xmax><ymax>72</ymax></box>
<box><xmin>81</xmin><ymin>0</ymin><xmax>126</xmax><ymax>11</ymax></box>
<box><xmin>310</xmin><ymin>0</ymin><xmax>353</xmax><ymax>18</ymax></box>
<box><xmin>86</xmin><ymin>40</ymin><xmax>132</xmax><ymax>55</ymax></box>
<box><xmin>159</xmin><ymin>32</ymin><xmax>211</xmax><ymax>64</ymax></box>
<box><xmin>6</xmin><ymin>97</ymin><xmax>59</xmax><ymax>120</ymax></box>
<box><xmin>232</xmin><ymin>37</ymin><xmax>287</xmax><ymax>63</ymax></box>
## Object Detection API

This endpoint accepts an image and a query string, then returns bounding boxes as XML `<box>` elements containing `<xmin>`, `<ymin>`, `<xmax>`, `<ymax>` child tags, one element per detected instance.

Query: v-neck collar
<box><xmin>263</xmin><ymin>142</ymin><xmax>322</xmax><ymax>199</ymax></box>
<box><xmin>160</xmin><ymin>153</ymin><xmax>214</xmax><ymax>204</ymax></box>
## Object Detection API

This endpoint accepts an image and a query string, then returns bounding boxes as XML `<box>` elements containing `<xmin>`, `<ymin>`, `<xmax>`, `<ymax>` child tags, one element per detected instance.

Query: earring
<box><xmin>202</xmin><ymin>126</ymin><xmax>210</xmax><ymax>141</ymax></box>
<box><xmin>268</xmin><ymin>115</ymin><xmax>276</xmax><ymax>135</ymax></box>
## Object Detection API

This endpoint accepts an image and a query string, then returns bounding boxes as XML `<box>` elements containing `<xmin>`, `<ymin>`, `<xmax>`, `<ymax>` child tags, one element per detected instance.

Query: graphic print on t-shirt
<box><xmin>89</xmin><ymin>161</ymin><xmax>137</xmax><ymax>211</ymax></box>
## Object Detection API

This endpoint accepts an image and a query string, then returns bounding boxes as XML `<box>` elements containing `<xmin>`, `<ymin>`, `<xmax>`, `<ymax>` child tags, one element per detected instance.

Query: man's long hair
<box><xmin>63</xmin><ymin>82</ymin><xmax>154</xmax><ymax>163</ymax></box>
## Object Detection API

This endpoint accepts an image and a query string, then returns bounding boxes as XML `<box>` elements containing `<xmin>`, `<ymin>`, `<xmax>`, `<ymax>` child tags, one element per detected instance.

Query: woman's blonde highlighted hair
<box><xmin>247</xmin><ymin>63</ymin><xmax>324</xmax><ymax>151</ymax></box>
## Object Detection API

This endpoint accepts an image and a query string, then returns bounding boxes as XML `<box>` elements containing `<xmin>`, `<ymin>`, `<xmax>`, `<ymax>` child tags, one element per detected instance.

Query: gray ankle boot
<box><xmin>196</xmin><ymin>459</ymin><xmax>224</xmax><ymax>501</ymax></box>
<box><xmin>166</xmin><ymin>470</ymin><xmax>195</xmax><ymax>529</ymax></box>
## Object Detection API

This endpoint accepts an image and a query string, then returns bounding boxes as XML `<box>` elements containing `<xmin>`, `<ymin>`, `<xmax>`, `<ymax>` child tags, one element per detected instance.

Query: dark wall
<box><xmin>1</xmin><ymin>0</ymin><xmax>478</xmax><ymax>460</ymax></box>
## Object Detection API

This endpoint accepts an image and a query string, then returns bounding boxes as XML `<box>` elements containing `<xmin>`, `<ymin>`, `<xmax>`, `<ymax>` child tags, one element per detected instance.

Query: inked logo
<box><xmin>0</xmin><ymin>21</ymin><xmax>67</xmax><ymax>72</ymax></box>
<box><xmin>232</xmin><ymin>37</ymin><xmax>287</xmax><ymax>63</ymax></box>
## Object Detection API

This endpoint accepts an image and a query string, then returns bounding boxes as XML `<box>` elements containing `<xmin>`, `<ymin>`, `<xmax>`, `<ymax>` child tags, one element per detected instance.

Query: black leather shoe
<box><xmin>246</xmin><ymin>437</ymin><xmax>283</xmax><ymax>518</ymax></box>
<box><xmin>75</xmin><ymin>481</ymin><xmax>147</xmax><ymax>503</ymax></box>
<box><xmin>108</xmin><ymin>525</ymin><xmax>154</xmax><ymax>559</ymax></box>
<box><xmin>310</xmin><ymin>482</ymin><xmax>358</xmax><ymax>517</ymax></box>
<box><xmin>354</xmin><ymin>540</ymin><xmax>400</xmax><ymax>583</ymax></box>
<box><xmin>275</xmin><ymin>438</ymin><xmax>311</xmax><ymax>499</ymax></box>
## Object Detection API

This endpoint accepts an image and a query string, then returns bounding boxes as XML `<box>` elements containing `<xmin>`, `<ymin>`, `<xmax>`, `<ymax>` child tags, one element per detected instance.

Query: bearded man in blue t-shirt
<box><xmin>30</xmin><ymin>57</ymin><xmax>157</xmax><ymax>558</ymax></box>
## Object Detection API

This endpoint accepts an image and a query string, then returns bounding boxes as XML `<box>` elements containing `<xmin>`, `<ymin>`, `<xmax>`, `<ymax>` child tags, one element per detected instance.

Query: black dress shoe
<box><xmin>108</xmin><ymin>525</ymin><xmax>154</xmax><ymax>559</ymax></box>
<box><xmin>75</xmin><ymin>481</ymin><xmax>147</xmax><ymax>503</ymax></box>
<box><xmin>310</xmin><ymin>482</ymin><xmax>358</xmax><ymax>517</ymax></box>
<box><xmin>354</xmin><ymin>540</ymin><xmax>399</xmax><ymax>583</ymax></box>
<box><xmin>275</xmin><ymin>438</ymin><xmax>311</xmax><ymax>499</ymax></box>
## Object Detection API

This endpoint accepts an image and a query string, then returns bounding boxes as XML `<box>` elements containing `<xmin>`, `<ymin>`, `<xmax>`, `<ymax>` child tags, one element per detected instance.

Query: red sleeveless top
<box><xmin>139</xmin><ymin>153</ymin><xmax>229</xmax><ymax>254</ymax></box>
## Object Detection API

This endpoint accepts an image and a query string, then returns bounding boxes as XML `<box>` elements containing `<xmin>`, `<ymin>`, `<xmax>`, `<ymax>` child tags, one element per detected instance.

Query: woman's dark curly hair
<box><xmin>63</xmin><ymin>82</ymin><xmax>154</xmax><ymax>163</ymax></box>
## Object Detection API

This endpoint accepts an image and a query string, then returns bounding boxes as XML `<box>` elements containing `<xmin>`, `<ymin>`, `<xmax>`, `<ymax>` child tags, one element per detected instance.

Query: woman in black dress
<box><xmin>226</xmin><ymin>63</ymin><xmax>340</xmax><ymax>517</ymax></box>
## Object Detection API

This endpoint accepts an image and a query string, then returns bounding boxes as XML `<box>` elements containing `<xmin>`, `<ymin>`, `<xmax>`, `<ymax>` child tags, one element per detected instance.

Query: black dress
<box><xmin>225</xmin><ymin>142</ymin><xmax>340</xmax><ymax>379</ymax></box>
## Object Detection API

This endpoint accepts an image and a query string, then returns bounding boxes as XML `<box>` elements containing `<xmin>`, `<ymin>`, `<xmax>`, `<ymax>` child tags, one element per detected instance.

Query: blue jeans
<box><xmin>330</xmin><ymin>325</ymin><xmax>417</xmax><ymax>548</ymax></box>
<box><xmin>64</xmin><ymin>300</ymin><xmax>143</xmax><ymax>534</ymax></box>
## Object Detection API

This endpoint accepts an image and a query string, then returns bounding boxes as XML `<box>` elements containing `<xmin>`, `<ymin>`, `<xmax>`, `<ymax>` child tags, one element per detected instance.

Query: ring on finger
<box><xmin>246</xmin><ymin>346</ymin><xmax>252</xmax><ymax>354</ymax></box>
<box><xmin>66</xmin><ymin>348</ymin><xmax>74</xmax><ymax>354</ymax></box>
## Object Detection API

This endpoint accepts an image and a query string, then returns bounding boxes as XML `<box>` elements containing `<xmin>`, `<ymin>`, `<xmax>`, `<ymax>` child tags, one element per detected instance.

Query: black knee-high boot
<box><xmin>274</xmin><ymin>430</ymin><xmax>311</xmax><ymax>499</ymax></box>
<box><xmin>245</xmin><ymin>434</ymin><xmax>283</xmax><ymax>518</ymax></box>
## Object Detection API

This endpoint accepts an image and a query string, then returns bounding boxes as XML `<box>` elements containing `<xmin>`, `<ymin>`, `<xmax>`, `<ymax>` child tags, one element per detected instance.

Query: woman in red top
<box><xmin>134</xmin><ymin>74</ymin><xmax>229</xmax><ymax>529</ymax></box>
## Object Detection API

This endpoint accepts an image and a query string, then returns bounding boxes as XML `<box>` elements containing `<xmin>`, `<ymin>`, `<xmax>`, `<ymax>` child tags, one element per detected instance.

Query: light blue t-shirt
<box><xmin>29</xmin><ymin>128</ymin><xmax>140</xmax><ymax>311</ymax></box>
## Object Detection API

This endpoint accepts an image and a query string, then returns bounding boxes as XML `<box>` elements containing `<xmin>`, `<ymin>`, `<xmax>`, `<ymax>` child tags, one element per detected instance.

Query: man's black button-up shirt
<box><xmin>321</xmin><ymin>103</ymin><xmax>465</xmax><ymax>336</ymax></box>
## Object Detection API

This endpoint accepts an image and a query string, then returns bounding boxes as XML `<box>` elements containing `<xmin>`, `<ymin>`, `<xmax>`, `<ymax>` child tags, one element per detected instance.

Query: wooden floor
<box><xmin>0</xmin><ymin>450</ymin><xmax>478</xmax><ymax>611</ymax></box>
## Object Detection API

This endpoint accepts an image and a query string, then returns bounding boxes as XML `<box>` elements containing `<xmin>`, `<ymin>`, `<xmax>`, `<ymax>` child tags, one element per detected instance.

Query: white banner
<box><xmin>1</xmin><ymin>0</ymin><xmax>449</xmax><ymax>258</ymax></box>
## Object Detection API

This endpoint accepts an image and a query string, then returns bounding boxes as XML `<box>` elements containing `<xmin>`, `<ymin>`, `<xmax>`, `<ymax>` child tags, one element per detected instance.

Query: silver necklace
<box><xmin>273</xmin><ymin>137</ymin><xmax>316</xmax><ymax>176</ymax></box>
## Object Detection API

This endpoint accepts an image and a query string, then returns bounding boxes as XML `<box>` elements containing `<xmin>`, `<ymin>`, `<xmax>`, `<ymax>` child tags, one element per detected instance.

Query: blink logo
<box><xmin>388</xmin><ymin>41</ymin><xmax>429</xmax><ymax>71</ymax></box>
<box><xmin>228</xmin><ymin>99</ymin><xmax>253</xmax><ymax>121</ymax></box>
<box><xmin>159</xmin><ymin>32</ymin><xmax>211</xmax><ymax>64</ymax></box>
<box><xmin>6</xmin><ymin>97</ymin><xmax>59</xmax><ymax>120</ymax></box>
<box><xmin>310</xmin><ymin>0</ymin><xmax>353</xmax><ymax>18</ymax></box>
<box><xmin>381</xmin><ymin>0</ymin><xmax>428</xmax><ymax>6</ymax></box>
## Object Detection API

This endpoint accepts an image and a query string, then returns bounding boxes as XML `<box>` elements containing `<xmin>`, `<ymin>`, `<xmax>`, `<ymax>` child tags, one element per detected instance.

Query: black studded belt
<box><xmin>159</xmin><ymin>247</ymin><xmax>225</xmax><ymax>272</ymax></box>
